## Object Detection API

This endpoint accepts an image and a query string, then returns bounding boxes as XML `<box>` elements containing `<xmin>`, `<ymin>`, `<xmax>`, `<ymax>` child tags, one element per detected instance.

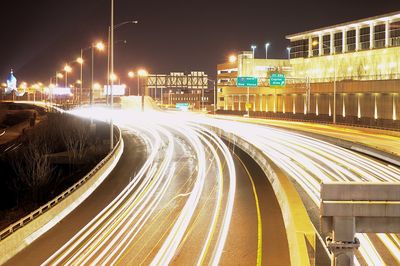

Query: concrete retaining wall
<box><xmin>0</xmin><ymin>126</ymin><xmax>124</xmax><ymax>265</ymax></box>
<box><xmin>208</xmin><ymin>126</ymin><xmax>316</xmax><ymax>266</ymax></box>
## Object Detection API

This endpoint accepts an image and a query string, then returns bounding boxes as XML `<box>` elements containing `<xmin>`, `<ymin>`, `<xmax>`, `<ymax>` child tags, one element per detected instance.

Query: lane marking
<box><xmin>234</xmin><ymin>153</ymin><xmax>263</xmax><ymax>266</ymax></box>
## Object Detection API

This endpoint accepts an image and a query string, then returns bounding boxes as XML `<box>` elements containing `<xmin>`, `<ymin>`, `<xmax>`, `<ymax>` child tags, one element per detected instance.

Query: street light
<box><xmin>251</xmin><ymin>45</ymin><xmax>257</xmax><ymax>58</ymax></box>
<box><xmin>56</xmin><ymin>72</ymin><xmax>63</xmax><ymax>86</ymax></box>
<box><xmin>265</xmin><ymin>43</ymin><xmax>270</xmax><ymax>59</ymax></box>
<box><xmin>138</xmin><ymin>69</ymin><xmax>148</xmax><ymax>112</ymax></box>
<box><xmin>128</xmin><ymin>71</ymin><xmax>135</xmax><ymax>95</ymax></box>
<box><xmin>287</xmin><ymin>47</ymin><xmax>291</xmax><ymax>60</ymax></box>
<box><xmin>229</xmin><ymin>54</ymin><xmax>237</xmax><ymax>63</ymax></box>
<box><xmin>78</xmin><ymin>41</ymin><xmax>105</xmax><ymax>106</ymax></box>
<box><xmin>312</xmin><ymin>40</ymin><xmax>337</xmax><ymax>124</ymax></box>
<box><xmin>107</xmin><ymin>20</ymin><xmax>138</xmax><ymax>104</ymax></box>
<box><xmin>64</xmin><ymin>64</ymin><xmax>72</xmax><ymax>88</ymax></box>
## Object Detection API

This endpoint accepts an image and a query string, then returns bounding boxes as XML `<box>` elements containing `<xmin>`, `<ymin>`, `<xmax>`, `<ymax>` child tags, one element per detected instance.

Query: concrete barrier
<box><xmin>208</xmin><ymin>126</ymin><xmax>316</xmax><ymax>266</ymax></box>
<box><xmin>0</xmin><ymin>126</ymin><xmax>124</xmax><ymax>265</ymax></box>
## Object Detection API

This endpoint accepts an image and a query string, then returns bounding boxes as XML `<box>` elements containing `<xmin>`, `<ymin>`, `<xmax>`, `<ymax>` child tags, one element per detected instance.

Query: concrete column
<box><xmin>331</xmin><ymin>217</ymin><xmax>357</xmax><ymax>266</ymax></box>
<box><xmin>342</xmin><ymin>29</ymin><xmax>347</xmax><ymax>53</ymax></box>
<box><xmin>308</xmin><ymin>36</ymin><xmax>313</xmax><ymax>57</ymax></box>
<box><xmin>238</xmin><ymin>95</ymin><xmax>241</xmax><ymax>111</ymax></box>
<box><xmin>385</xmin><ymin>20</ymin><xmax>390</xmax><ymax>47</ymax></box>
<box><xmin>293</xmin><ymin>95</ymin><xmax>296</xmax><ymax>114</ymax></box>
<box><xmin>319</xmin><ymin>34</ymin><xmax>324</xmax><ymax>56</ymax></box>
<box><xmin>330</xmin><ymin>32</ymin><xmax>335</xmax><ymax>54</ymax></box>
<box><xmin>370</xmin><ymin>23</ymin><xmax>375</xmax><ymax>49</ymax></box>
<box><xmin>355</xmin><ymin>26</ymin><xmax>360</xmax><ymax>51</ymax></box>
<box><xmin>342</xmin><ymin>94</ymin><xmax>346</xmax><ymax>117</ymax></box>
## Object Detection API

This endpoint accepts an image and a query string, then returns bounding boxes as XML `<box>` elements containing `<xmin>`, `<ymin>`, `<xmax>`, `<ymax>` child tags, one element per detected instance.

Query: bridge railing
<box><xmin>0</xmin><ymin>125</ymin><xmax>122</xmax><ymax>241</ymax></box>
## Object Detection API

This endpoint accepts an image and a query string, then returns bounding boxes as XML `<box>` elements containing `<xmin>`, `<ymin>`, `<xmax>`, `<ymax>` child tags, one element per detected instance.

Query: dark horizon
<box><xmin>1</xmin><ymin>0</ymin><xmax>400</xmax><ymax>84</ymax></box>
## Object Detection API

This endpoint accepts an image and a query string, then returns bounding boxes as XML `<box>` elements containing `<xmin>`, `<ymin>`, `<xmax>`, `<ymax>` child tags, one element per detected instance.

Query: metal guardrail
<box><xmin>0</xmin><ymin>126</ymin><xmax>122</xmax><ymax>241</ymax></box>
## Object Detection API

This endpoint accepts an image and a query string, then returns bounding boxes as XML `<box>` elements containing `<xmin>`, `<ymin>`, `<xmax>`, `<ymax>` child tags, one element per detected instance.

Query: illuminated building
<box><xmin>146</xmin><ymin>71</ymin><xmax>210</xmax><ymax>109</ymax></box>
<box><xmin>217</xmin><ymin>11</ymin><xmax>400</xmax><ymax>127</ymax></box>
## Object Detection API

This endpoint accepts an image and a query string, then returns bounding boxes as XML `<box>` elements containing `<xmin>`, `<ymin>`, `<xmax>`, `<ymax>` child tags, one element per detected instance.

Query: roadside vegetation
<box><xmin>0</xmin><ymin>113</ymin><xmax>109</xmax><ymax>229</ymax></box>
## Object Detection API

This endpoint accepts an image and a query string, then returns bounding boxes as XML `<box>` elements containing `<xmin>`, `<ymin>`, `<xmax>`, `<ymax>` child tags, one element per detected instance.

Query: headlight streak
<box><xmin>195</xmin><ymin>116</ymin><xmax>399</xmax><ymax>265</ymax></box>
<box><xmin>192</xmin><ymin>128</ymin><xmax>224</xmax><ymax>266</ymax></box>
<box><xmin>43</xmin><ymin>122</ymin><xmax>170</xmax><ymax>265</ymax></box>
<box><xmin>191</xmin><ymin>125</ymin><xmax>237</xmax><ymax>266</ymax></box>
<box><xmin>38</xmin><ymin>107</ymin><xmax>398</xmax><ymax>265</ymax></box>
<box><xmin>150</xmin><ymin>124</ymin><xmax>207</xmax><ymax>265</ymax></box>
<box><xmin>68</xmin><ymin>125</ymin><xmax>175</xmax><ymax>265</ymax></box>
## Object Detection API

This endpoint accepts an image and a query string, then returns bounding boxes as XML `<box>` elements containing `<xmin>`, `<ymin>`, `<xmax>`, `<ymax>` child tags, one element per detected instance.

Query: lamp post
<box><xmin>64</xmin><ymin>64</ymin><xmax>72</xmax><ymax>88</ymax></box>
<box><xmin>107</xmin><ymin>20</ymin><xmax>138</xmax><ymax>104</ymax></box>
<box><xmin>265</xmin><ymin>43</ymin><xmax>270</xmax><ymax>59</ymax></box>
<box><xmin>208</xmin><ymin>78</ymin><xmax>216</xmax><ymax>115</ymax></box>
<box><xmin>287</xmin><ymin>47</ymin><xmax>291</xmax><ymax>60</ymax></box>
<box><xmin>312</xmin><ymin>40</ymin><xmax>337</xmax><ymax>124</ymax></box>
<box><xmin>128</xmin><ymin>71</ymin><xmax>135</xmax><ymax>95</ymax></box>
<box><xmin>110</xmin><ymin>0</ymin><xmax>114</xmax><ymax>151</ymax></box>
<box><xmin>77</xmin><ymin>53</ymin><xmax>84</xmax><ymax>105</ymax></box>
<box><xmin>251</xmin><ymin>45</ymin><xmax>257</xmax><ymax>58</ymax></box>
<box><xmin>138</xmin><ymin>69</ymin><xmax>148</xmax><ymax>112</ymax></box>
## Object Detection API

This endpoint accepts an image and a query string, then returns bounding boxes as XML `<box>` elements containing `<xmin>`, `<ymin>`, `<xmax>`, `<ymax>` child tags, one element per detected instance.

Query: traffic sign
<box><xmin>176</xmin><ymin>102</ymin><xmax>189</xmax><ymax>111</ymax></box>
<box><xmin>237</xmin><ymin>76</ymin><xmax>258</xmax><ymax>87</ymax></box>
<box><xmin>269</xmin><ymin>73</ymin><xmax>286</xmax><ymax>87</ymax></box>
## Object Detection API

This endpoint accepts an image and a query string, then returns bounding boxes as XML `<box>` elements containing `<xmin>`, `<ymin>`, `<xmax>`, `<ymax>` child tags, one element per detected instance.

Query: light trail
<box><xmin>42</xmin><ymin>108</ymin><xmax>237</xmax><ymax>266</ymax></box>
<box><xmin>196</xmin><ymin>115</ymin><xmax>400</xmax><ymax>265</ymax></box>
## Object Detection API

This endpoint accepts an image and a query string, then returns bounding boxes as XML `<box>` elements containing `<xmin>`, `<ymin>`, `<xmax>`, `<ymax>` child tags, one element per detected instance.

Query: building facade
<box><xmin>217</xmin><ymin>11</ymin><xmax>400</xmax><ymax>128</ymax></box>
<box><xmin>145</xmin><ymin>71</ymin><xmax>212</xmax><ymax>109</ymax></box>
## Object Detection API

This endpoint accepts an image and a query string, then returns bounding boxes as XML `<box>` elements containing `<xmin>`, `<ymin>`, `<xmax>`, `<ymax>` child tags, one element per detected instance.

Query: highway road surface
<box><xmin>6</xmin><ymin>109</ymin><xmax>289</xmax><ymax>265</ymax></box>
<box><xmin>197</xmin><ymin>114</ymin><xmax>400</xmax><ymax>266</ymax></box>
<box><xmin>215</xmin><ymin>115</ymin><xmax>400</xmax><ymax>157</ymax></box>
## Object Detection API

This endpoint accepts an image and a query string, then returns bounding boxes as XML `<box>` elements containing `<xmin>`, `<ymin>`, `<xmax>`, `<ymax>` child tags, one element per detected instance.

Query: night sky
<box><xmin>1</xmin><ymin>0</ymin><xmax>400</xmax><ymax>84</ymax></box>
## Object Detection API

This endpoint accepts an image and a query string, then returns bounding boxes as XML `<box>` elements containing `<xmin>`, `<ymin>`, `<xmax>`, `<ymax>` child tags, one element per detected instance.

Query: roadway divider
<box><xmin>0</xmin><ymin>125</ymin><xmax>124</xmax><ymax>265</ymax></box>
<box><xmin>207</xmin><ymin>126</ymin><xmax>316</xmax><ymax>266</ymax></box>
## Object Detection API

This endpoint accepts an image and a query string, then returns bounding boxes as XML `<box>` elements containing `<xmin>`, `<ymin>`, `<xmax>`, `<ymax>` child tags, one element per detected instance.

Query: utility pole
<box><xmin>110</xmin><ymin>0</ymin><xmax>114</xmax><ymax>151</ymax></box>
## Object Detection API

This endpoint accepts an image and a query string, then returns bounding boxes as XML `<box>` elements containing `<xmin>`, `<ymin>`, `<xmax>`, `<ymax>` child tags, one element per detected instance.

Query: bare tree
<box><xmin>10</xmin><ymin>133</ymin><xmax>53</xmax><ymax>205</ymax></box>
<box><xmin>60</xmin><ymin>116</ymin><xmax>90</xmax><ymax>165</ymax></box>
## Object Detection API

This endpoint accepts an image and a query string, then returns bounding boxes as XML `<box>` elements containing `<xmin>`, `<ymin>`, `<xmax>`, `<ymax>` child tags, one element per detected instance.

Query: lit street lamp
<box><xmin>251</xmin><ymin>45</ymin><xmax>257</xmax><ymax>58</ymax></box>
<box><xmin>64</xmin><ymin>64</ymin><xmax>72</xmax><ymax>88</ymax></box>
<box><xmin>229</xmin><ymin>54</ymin><xmax>237</xmax><ymax>63</ymax></box>
<box><xmin>107</xmin><ymin>20</ymin><xmax>138</xmax><ymax>104</ymax></box>
<box><xmin>78</xmin><ymin>41</ymin><xmax>105</xmax><ymax>106</ymax></box>
<box><xmin>265</xmin><ymin>42</ymin><xmax>270</xmax><ymax>59</ymax></box>
<box><xmin>138</xmin><ymin>68</ymin><xmax>148</xmax><ymax>112</ymax></box>
<box><xmin>128</xmin><ymin>71</ymin><xmax>135</xmax><ymax>95</ymax></box>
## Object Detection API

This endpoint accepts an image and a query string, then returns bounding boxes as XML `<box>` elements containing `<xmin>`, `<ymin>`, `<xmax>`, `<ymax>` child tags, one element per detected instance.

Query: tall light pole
<box><xmin>208</xmin><ymin>78</ymin><xmax>216</xmax><ymax>115</ymax></box>
<box><xmin>107</xmin><ymin>20</ymin><xmax>138</xmax><ymax>104</ymax></box>
<box><xmin>90</xmin><ymin>42</ymin><xmax>105</xmax><ymax>106</ymax></box>
<box><xmin>128</xmin><ymin>71</ymin><xmax>135</xmax><ymax>95</ymax></box>
<box><xmin>265</xmin><ymin>43</ymin><xmax>270</xmax><ymax>59</ymax></box>
<box><xmin>251</xmin><ymin>45</ymin><xmax>257</xmax><ymax>58</ymax></box>
<box><xmin>138</xmin><ymin>69</ymin><xmax>148</xmax><ymax>112</ymax></box>
<box><xmin>77</xmin><ymin>52</ymin><xmax>84</xmax><ymax>105</ymax></box>
<box><xmin>287</xmin><ymin>47</ymin><xmax>291</xmax><ymax>60</ymax></box>
<box><xmin>110</xmin><ymin>0</ymin><xmax>114</xmax><ymax>151</ymax></box>
<box><xmin>64</xmin><ymin>64</ymin><xmax>72</xmax><ymax>88</ymax></box>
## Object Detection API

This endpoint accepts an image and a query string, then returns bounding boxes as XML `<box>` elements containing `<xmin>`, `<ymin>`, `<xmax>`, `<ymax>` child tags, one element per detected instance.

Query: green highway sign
<box><xmin>237</xmin><ymin>76</ymin><xmax>258</xmax><ymax>87</ymax></box>
<box><xmin>176</xmin><ymin>102</ymin><xmax>189</xmax><ymax>111</ymax></box>
<box><xmin>269</xmin><ymin>73</ymin><xmax>286</xmax><ymax>87</ymax></box>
